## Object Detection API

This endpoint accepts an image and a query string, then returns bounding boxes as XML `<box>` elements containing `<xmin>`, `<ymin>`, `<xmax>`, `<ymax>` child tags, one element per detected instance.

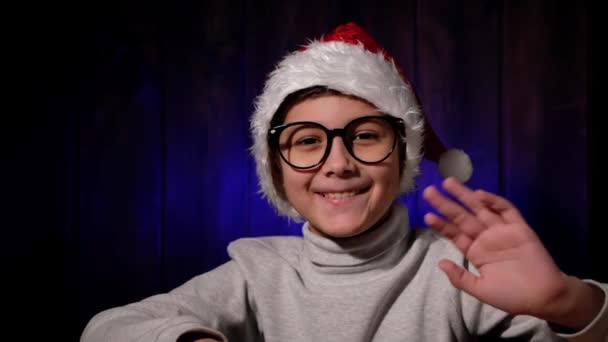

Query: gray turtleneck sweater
<box><xmin>81</xmin><ymin>204</ymin><xmax>608</xmax><ymax>342</ymax></box>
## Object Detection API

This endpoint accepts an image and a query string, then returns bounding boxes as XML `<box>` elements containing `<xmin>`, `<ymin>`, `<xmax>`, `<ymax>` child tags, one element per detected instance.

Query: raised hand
<box><xmin>422</xmin><ymin>177</ymin><xmax>603</xmax><ymax>329</ymax></box>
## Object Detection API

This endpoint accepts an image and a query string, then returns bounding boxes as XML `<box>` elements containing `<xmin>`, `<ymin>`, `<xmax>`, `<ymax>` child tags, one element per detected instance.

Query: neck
<box><xmin>301</xmin><ymin>203</ymin><xmax>411</xmax><ymax>283</ymax></box>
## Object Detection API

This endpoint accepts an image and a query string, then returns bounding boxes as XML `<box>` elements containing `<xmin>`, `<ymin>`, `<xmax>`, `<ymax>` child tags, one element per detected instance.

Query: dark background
<box><xmin>8</xmin><ymin>0</ymin><xmax>604</xmax><ymax>340</ymax></box>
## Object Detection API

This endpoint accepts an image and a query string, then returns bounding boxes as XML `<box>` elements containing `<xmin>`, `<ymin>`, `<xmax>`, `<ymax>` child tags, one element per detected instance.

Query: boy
<box><xmin>81</xmin><ymin>22</ymin><xmax>607</xmax><ymax>342</ymax></box>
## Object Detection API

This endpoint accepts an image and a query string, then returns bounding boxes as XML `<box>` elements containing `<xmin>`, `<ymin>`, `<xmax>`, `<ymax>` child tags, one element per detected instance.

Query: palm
<box><xmin>423</xmin><ymin>178</ymin><xmax>567</xmax><ymax>317</ymax></box>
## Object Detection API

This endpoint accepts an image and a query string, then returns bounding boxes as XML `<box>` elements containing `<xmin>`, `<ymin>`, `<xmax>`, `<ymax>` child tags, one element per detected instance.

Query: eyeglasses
<box><xmin>268</xmin><ymin>115</ymin><xmax>406</xmax><ymax>169</ymax></box>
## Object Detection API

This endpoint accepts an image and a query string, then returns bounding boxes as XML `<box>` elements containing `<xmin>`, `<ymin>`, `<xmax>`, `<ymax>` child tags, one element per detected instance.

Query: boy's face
<box><xmin>279</xmin><ymin>95</ymin><xmax>401</xmax><ymax>238</ymax></box>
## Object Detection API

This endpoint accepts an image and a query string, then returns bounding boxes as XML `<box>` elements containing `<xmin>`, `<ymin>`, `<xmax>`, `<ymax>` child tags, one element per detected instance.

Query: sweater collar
<box><xmin>302</xmin><ymin>203</ymin><xmax>411</xmax><ymax>275</ymax></box>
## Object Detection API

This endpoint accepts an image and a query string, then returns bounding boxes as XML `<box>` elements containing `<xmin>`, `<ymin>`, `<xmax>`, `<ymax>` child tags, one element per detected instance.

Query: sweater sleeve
<box><xmin>553</xmin><ymin>279</ymin><xmax>608</xmax><ymax>342</ymax></box>
<box><xmin>460</xmin><ymin>274</ymin><xmax>608</xmax><ymax>341</ymax></box>
<box><xmin>80</xmin><ymin>260</ymin><xmax>259</xmax><ymax>342</ymax></box>
<box><xmin>459</xmin><ymin>288</ymin><xmax>564</xmax><ymax>341</ymax></box>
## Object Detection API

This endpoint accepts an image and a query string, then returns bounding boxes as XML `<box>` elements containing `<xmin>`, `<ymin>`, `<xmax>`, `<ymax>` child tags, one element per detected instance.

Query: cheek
<box><xmin>280</xmin><ymin>165</ymin><xmax>312</xmax><ymax>199</ymax></box>
<box><xmin>281</xmin><ymin>171</ymin><xmax>296</xmax><ymax>197</ymax></box>
<box><xmin>375</xmin><ymin>159</ymin><xmax>402</xmax><ymax>197</ymax></box>
<box><xmin>393</xmin><ymin>160</ymin><xmax>402</xmax><ymax>185</ymax></box>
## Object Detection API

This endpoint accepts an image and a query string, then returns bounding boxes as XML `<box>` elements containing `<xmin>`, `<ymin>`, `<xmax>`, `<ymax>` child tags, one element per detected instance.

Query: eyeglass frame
<box><xmin>268</xmin><ymin>114</ymin><xmax>407</xmax><ymax>170</ymax></box>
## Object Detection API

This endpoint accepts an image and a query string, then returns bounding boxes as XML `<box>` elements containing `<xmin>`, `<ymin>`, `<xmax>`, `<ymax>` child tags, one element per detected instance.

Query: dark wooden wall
<box><xmin>11</xmin><ymin>0</ymin><xmax>601</xmax><ymax>340</ymax></box>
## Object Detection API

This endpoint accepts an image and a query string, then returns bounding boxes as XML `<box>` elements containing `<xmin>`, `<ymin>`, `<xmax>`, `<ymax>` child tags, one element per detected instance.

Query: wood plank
<box><xmin>414</xmin><ymin>0</ymin><xmax>501</xmax><ymax>227</ymax></box>
<box><xmin>163</xmin><ymin>0</ymin><xmax>253</xmax><ymax>289</ymax></box>
<box><xmin>586</xmin><ymin>1</ymin><xmax>607</xmax><ymax>282</ymax></box>
<box><xmin>75</xmin><ymin>3</ymin><xmax>163</xmax><ymax>331</ymax></box>
<box><xmin>502</xmin><ymin>0</ymin><xmax>590</xmax><ymax>277</ymax></box>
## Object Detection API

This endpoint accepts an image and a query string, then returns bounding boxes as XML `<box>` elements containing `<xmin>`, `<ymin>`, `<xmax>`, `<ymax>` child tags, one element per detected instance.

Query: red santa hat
<box><xmin>251</xmin><ymin>22</ymin><xmax>472</xmax><ymax>218</ymax></box>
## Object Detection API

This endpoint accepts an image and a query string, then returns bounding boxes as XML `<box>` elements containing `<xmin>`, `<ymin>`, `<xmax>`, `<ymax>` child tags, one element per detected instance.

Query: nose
<box><xmin>321</xmin><ymin>136</ymin><xmax>356</xmax><ymax>177</ymax></box>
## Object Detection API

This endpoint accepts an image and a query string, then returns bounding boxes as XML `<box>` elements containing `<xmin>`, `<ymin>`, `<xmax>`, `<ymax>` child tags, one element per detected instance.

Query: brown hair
<box><xmin>270</xmin><ymin>86</ymin><xmax>345</xmax><ymax>128</ymax></box>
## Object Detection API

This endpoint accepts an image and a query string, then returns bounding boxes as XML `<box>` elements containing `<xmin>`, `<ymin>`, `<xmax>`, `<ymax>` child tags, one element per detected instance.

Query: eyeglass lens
<box><xmin>278</xmin><ymin>117</ymin><xmax>396</xmax><ymax>168</ymax></box>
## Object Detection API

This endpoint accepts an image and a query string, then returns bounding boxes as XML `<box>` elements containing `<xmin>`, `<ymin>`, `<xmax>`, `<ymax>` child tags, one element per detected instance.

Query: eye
<box><xmin>296</xmin><ymin>136</ymin><xmax>322</xmax><ymax>145</ymax></box>
<box><xmin>353</xmin><ymin>132</ymin><xmax>380</xmax><ymax>140</ymax></box>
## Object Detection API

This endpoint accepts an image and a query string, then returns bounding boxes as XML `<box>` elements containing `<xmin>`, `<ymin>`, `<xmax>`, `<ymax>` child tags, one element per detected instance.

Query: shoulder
<box><xmin>227</xmin><ymin>235</ymin><xmax>304</xmax><ymax>272</ymax></box>
<box><xmin>413</xmin><ymin>228</ymin><xmax>463</xmax><ymax>257</ymax></box>
<box><xmin>410</xmin><ymin>227</ymin><xmax>473</xmax><ymax>270</ymax></box>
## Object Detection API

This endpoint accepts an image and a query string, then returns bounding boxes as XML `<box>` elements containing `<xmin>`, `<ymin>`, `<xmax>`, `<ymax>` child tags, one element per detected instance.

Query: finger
<box><xmin>438</xmin><ymin>259</ymin><xmax>480</xmax><ymax>295</ymax></box>
<box><xmin>442</xmin><ymin>177</ymin><xmax>504</xmax><ymax>227</ymax></box>
<box><xmin>424</xmin><ymin>213</ymin><xmax>473</xmax><ymax>253</ymax></box>
<box><xmin>423</xmin><ymin>185</ymin><xmax>486</xmax><ymax>238</ymax></box>
<box><xmin>475</xmin><ymin>189</ymin><xmax>526</xmax><ymax>225</ymax></box>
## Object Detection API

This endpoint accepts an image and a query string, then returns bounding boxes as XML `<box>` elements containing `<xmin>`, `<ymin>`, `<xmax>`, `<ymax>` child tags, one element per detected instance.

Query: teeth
<box><xmin>323</xmin><ymin>191</ymin><xmax>358</xmax><ymax>199</ymax></box>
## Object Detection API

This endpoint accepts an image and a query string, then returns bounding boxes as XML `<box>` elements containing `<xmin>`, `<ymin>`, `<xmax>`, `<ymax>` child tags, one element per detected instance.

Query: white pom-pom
<box><xmin>438</xmin><ymin>149</ymin><xmax>473</xmax><ymax>183</ymax></box>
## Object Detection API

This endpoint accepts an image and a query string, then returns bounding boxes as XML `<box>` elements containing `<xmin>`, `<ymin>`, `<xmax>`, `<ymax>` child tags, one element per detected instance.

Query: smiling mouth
<box><xmin>318</xmin><ymin>186</ymin><xmax>370</xmax><ymax>200</ymax></box>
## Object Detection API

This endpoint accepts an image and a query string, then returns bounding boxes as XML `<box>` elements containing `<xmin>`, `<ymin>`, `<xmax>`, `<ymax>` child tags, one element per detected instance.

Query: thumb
<box><xmin>439</xmin><ymin>259</ymin><xmax>480</xmax><ymax>295</ymax></box>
